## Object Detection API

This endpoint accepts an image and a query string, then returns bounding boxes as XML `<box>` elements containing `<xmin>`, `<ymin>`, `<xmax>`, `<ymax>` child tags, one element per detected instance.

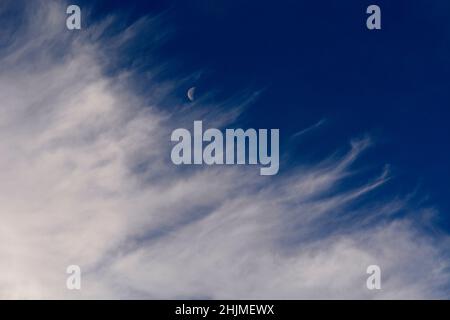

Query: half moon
<box><xmin>187</xmin><ymin>87</ymin><xmax>196</xmax><ymax>101</ymax></box>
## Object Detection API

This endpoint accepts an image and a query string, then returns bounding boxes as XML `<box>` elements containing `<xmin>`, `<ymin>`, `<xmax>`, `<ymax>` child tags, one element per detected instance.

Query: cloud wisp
<box><xmin>291</xmin><ymin>118</ymin><xmax>327</xmax><ymax>140</ymax></box>
<box><xmin>0</xmin><ymin>0</ymin><xmax>448</xmax><ymax>299</ymax></box>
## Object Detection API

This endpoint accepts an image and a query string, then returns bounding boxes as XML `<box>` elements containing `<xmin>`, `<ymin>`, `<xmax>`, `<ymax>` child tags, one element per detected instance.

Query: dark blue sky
<box><xmin>79</xmin><ymin>0</ymin><xmax>450</xmax><ymax>230</ymax></box>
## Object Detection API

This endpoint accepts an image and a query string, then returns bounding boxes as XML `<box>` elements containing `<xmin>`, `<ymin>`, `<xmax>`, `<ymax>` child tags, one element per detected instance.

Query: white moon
<box><xmin>187</xmin><ymin>87</ymin><xmax>196</xmax><ymax>101</ymax></box>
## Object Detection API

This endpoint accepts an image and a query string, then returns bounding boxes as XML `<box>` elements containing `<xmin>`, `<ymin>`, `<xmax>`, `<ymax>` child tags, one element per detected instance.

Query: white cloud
<box><xmin>0</xmin><ymin>0</ymin><xmax>448</xmax><ymax>299</ymax></box>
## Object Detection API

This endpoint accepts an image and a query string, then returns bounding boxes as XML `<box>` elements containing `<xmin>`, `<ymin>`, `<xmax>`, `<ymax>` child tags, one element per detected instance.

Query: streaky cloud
<box><xmin>0</xmin><ymin>0</ymin><xmax>448</xmax><ymax>299</ymax></box>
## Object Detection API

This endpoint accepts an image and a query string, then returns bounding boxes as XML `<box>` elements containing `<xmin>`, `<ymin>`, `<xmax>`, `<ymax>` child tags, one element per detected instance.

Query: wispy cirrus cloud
<box><xmin>0</xmin><ymin>0</ymin><xmax>448</xmax><ymax>299</ymax></box>
<box><xmin>291</xmin><ymin>118</ymin><xmax>327</xmax><ymax>139</ymax></box>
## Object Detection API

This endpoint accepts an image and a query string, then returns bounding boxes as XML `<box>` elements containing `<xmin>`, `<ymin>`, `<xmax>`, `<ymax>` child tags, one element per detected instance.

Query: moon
<box><xmin>187</xmin><ymin>87</ymin><xmax>196</xmax><ymax>101</ymax></box>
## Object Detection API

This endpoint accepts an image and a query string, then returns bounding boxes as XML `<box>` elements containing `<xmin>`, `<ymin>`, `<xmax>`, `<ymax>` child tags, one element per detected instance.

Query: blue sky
<box><xmin>80</xmin><ymin>0</ymin><xmax>450</xmax><ymax>229</ymax></box>
<box><xmin>0</xmin><ymin>0</ymin><xmax>449</xmax><ymax>299</ymax></box>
